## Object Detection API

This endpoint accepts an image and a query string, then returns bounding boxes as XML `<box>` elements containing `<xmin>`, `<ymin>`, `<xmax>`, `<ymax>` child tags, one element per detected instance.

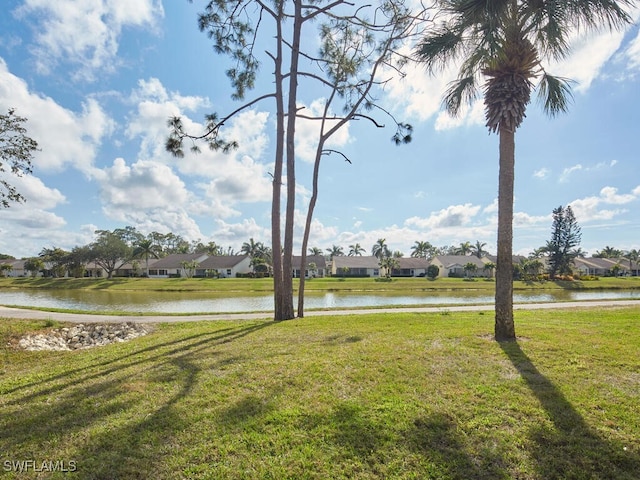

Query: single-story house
<box><xmin>292</xmin><ymin>255</ymin><xmax>327</xmax><ymax>278</ymax></box>
<box><xmin>430</xmin><ymin>255</ymin><xmax>492</xmax><ymax>278</ymax></box>
<box><xmin>1</xmin><ymin>259</ymin><xmax>26</xmax><ymax>277</ymax></box>
<box><xmin>196</xmin><ymin>255</ymin><xmax>252</xmax><ymax>278</ymax></box>
<box><xmin>390</xmin><ymin>257</ymin><xmax>431</xmax><ymax>277</ymax></box>
<box><xmin>331</xmin><ymin>256</ymin><xmax>381</xmax><ymax>277</ymax></box>
<box><xmin>573</xmin><ymin>257</ymin><xmax>637</xmax><ymax>276</ymax></box>
<box><xmin>147</xmin><ymin>253</ymin><xmax>209</xmax><ymax>278</ymax></box>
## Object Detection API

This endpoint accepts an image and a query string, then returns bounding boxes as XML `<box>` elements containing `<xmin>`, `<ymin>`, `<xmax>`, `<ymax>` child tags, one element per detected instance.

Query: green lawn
<box><xmin>1</xmin><ymin>307</ymin><xmax>639</xmax><ymax>479</ymax></box>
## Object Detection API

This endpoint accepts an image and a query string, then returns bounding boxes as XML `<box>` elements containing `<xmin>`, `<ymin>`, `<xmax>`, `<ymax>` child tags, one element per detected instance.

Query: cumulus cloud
<box><xmin>0</xmin><ymin>59</ymin><xmax>114</xmax><ymax>175</ymax></box>
<box><xmin>405</xmin><ymin>203</ymin><xmax>482</xmax><ymax>229</ymax></box>
<box><xmin>212</xmin><ymin>218</ymin><xmax>271</xmax><ymax>247</ymax></box>
<box><xmin>295</xmin><ymin>99</ymin><xmax>352</xmax><ymax>163</ymax></box>
<box><xmin>125</xmin><ymin>78</ymin><xmax>273</xmax><ymax>219</ymax></box>
<box><xmin>385</xmin><ymin>15</ymin><xmax>637</xmax><ymax>130</ymax></box>
<box><xmin>98</xmin><ymin>158</ymin><xmax>189</xmax><ymax>209</ymax></box>
<box><xmin>548</xmin><ymin>28</ymin><xmax>628</xmax><ymax>92</ymax></box>
<box><xmin>15</xmin><ymin>0</ymin><xmax>164</xmax><ymax>81</ymax></box>
<box><xmin>0</xmin><ymin>174</ymin><xmax>71</xmax><ymax>256</ymax></box>
<box><xmin>569</xmin><ymin>185</ymin><xmax>639</xmax><ymax>222</ymax></box>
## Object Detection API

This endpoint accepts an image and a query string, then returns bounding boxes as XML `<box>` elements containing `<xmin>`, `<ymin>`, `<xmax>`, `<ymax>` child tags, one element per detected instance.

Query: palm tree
<box><xmin>326</xmin><ymin>245</ymin><xmax>345</xmax><ymax>260</ymax></box>
<box><xmin>625</xmin><ymin>249</ymin><xmax>639</xmax><ymax>276</ymax></box>
<box><xmin>241</xmin><ymin>238</ymin><xmax>262</xmax><ymax>258</ymax></box>
<box><xmin>371</xmin><ymin>238</ymin><xmax>390</xmax><ymax>260</ymax></box>
<box><xmin>483</xmin><ymin>261</ymin><xmax>496</xmax><ymax>278</ymax></box>
<box><xmin>410</xmin><ymin>240</ymin><xmax>433</xmax><ymax>259</ymax></box>
<box><xmin>595</xmin><ymin>246</ymin><xmax>623</xmax><ymax>258</ymax></box>
<box><xmin>471</xmin><ymin>241</ymin><xmax>488</xmax><ymax>259</ymax></box>
<box><xmin>415</xmin><ymin>0</ymin><xmax>632</xmax><ymax>341</ymax></box>
<box><xmin>133</xmin><ymin>239</ymin><xmax>161</xmax><ymax>277</ymax></box>
<box><xmin>348</xmin><ymin>243</ymin><xmax>365</xmax><ymax>256</ymax></box>
<box><xmin>308</xmin><ymin>247</ymin><xmax>323</xmax><ymax>256</ymax></box>
<box><xmin>463</xmin><ymin>262</ymin><xmax>478</xmax><ymax>279</ymax></box>
<box><xmin>455</xmin><ymin>241</ymin><xmax>472</xmax><ymax>256</ymax></box>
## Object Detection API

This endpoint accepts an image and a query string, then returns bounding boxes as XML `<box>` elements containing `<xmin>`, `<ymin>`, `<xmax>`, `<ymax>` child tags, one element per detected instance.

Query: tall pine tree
<box><xmin>546</xmin><ymin>205</ymin><xmax>582</xmax><ymax>279</ymax></box>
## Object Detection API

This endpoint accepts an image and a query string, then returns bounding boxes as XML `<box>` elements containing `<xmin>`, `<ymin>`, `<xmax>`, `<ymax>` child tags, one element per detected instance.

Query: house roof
<box><xmin>574</xmin><ymin>257</ymin><xmax>635</xmax><ymax>270</ymax></box>
<box><xmin>291</xmin><ymin>255</ymin><xmax>327</xmax><ymax>269</ymax></box>
<box><xmin>150</xmin><ymin>253</ymin><xmax>208</xmax><ymax>269</ymax></box>
<box><xmin>332</xmin><ymin>256</ymin><xmax>380</xmax><ymax>269</ymax></box>
<box><xmin>432</xmin><ymin>255</ymin><xmax>487</xmax><ymax>269</ymax></box>
<box><xmin>395</xmin><ymin>257</ymin><xmax>430</xmax><ymax>269</ymax></box>
<box><xmin>198</xmin><ymin>255</ymin><xmax>250</xmax><ymax>269</ymax></box>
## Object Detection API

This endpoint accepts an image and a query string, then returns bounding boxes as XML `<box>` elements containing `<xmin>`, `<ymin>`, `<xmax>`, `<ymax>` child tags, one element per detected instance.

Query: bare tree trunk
<box><xmin>278</xmin><ymin>0</ymin><xmax>304</xmax><ymax>321</ymax></box>
<box><xmin>297</xmin><ymin>145</ymin><xmax>323</xmax><ymax>318</ymax></box>
<box><xmin>495</xmin><ymin>126</ymin><xmax>516</xmax><ymax>341</ymax></box>
<box><xmin>272</xmin><ymin>3</ymin><xmax>288</xmax><ymax>321</ymax></box>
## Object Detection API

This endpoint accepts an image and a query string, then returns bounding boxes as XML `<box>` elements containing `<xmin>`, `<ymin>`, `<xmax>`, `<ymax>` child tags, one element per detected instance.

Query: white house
<box><xmin>196</xmin><ymin>255</ymin><xmax>252</xmax><ymax>278</ymax></box>
<box><xmin>147</xmin><ymin>253</ymin><xmax>209</xmax><ymax>278</ymax></box>
<box><xmin>331</xmin><ymin>256</ymin><xmax>381</xmax><ymax>277</ymax></box>
<box><xmin>292</xmin><ymin>255</ymin><xmax>327</xmax><ymax>278</ymax></box>
<box><xmin>390</xmin><ymin>257</ymin><xmax>431</xmax><ymax>277</ymax></box>
<box><xmin>430</xmin><ymin>255</ymin><xmax>491</xmax><ymax>278</ymax></box>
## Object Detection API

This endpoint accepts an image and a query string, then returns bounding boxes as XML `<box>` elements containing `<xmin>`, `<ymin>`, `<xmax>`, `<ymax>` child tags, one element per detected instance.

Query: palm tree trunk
<box><xmin>495</xmin><ymin>126</ymin><xmax>516</xmax><ymax>341</ymax></box>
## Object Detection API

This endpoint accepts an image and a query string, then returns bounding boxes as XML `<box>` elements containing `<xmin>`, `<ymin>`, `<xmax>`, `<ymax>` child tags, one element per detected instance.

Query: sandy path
<box><xmin>1</xmin><ymin>299</ymin><xmax>639</xmax><ymax>324</ymax></box>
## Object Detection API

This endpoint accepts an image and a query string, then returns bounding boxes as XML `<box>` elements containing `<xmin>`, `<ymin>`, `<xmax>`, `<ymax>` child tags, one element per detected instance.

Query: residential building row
<box><xmin>1</xmin><ymin>253</ymin><xmax>638</xmax><ymax>279</ymax></box>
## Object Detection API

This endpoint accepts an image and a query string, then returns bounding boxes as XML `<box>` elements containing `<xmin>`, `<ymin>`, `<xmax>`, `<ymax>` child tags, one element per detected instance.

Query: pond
<box><xmin>0</xmin><ymin>288</ymin><xmax>639</xmax><ymax>314</ymax></box>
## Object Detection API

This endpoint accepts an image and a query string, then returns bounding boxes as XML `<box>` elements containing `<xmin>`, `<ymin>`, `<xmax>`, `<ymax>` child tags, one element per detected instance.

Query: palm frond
<box><xmin>537</xmin><ymin>73</ymin><xmax>574</xmax><ymax>116</ymax></box>
<box><xmin>443</xmin><ymin>76</ymin><xmax>479</xmax><ymax>117</ymax></box>
<box><xmin>565</xmin><ymin>0</ymin><xmax>633</xmax><ymax>31</ymax></box>
<box><xmin>415</xmin><ymin>26</ymin><xmax>464</xmax><ymax>73</ymax></box>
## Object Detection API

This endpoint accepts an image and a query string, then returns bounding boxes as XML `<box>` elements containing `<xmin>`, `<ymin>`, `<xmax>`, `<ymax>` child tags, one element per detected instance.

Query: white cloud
<box><xmin>0</xmin><ymin>59</ymin><xmax>114</xmax><ymax>175</ymax></box>
<box><xmin>16</xmin><ymin>0</ymin><xmax>164</xmax><ymax>81</ymax></box>
<box><xmin>434</xmin><ymin>100</ymin><xmax>485</xmax><ymax>131</ymax></box>
<box><xmin>387</xmin><ymin>16</ymin><xmax>637</xmax><ymax>130</ymax></box>
<box><xmin>559</xmin><ymin>164</ymin><xmax>583</xmax><ymax>182</ymax></box>
<box><xmin>559</xmin><ymin>160</ymin><xmax>618</xmax><ymax>182</ymax></box>
<box><xmin>0</xmin><ymin>174</ymin><xmax>71</xmax><ymax>257</ymax></box>
<box><xmin>98</xmin><ymin>158</ymin><xmax>189</xmax><ymax>209</ymax></box>
<box><xmin>94</xmin><ymin>156</ymin><xmax>205</xmax><ymax>240</ymax></box>
<box><xmin>549</xmin><ymin>29</ymin><xmax>627</xmax><ymax>92</ymax></box>
<box><xmin>513</xmin><ymin>211</ymin><xmax>550</xmax><ymax>227</ymax></box>
<box><xmin>626</xmin><ymin>28</ymin><xmax>640</xmax><ymax>70</ymax></box>
<box><xmin>125</xmin><ymin>78</ymin><xmax>273</xmax><ymax>217</ymax></box>
<box><xmin>295</xmin><ymin>99</ymin><xmax>352</xmax><ymax>163</ymax></box>
<box><xmin>212</xmin><ymin>218</ymin><xmax>271</xmax><ymax>248</ymax></box>
<box><xmin>569</xmin><ymin>185</ymin><xmax>639</xmax><ymax>222</ymax></box>
<box><xmin>533</xmin><ymin>167</ymin><xmax>550</xmax><ymax>179</ymax></box>
<box><xmin>405</xmin><ymin>203</ymin><xmax>482</xmax><ymax>229</ymax></box>
<box><xmin>598</xmin><ymin>186</ymin><xmax>636</xmax><ymax>204</ymax></box>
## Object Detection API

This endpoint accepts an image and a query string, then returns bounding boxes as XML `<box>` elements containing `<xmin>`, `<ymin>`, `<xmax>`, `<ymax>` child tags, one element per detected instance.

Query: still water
<box><xmin>0</xmin><ymin>289</ymin><xmax>639</xmax><ymax>314</ymax></box>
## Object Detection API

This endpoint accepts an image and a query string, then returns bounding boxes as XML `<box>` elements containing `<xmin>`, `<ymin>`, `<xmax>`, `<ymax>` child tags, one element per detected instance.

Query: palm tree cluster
<box><xmin>240</xmin><ymin>238</ymin><xmax>273</xmax><ymax>275</ymax></box>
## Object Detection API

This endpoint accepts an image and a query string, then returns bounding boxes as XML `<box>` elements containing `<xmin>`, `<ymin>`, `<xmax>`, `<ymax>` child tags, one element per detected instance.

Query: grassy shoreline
<box><xmin>1</xmin><ymin>306</ymin><xmax>639</xmax><ymax>479</ymax></box>
<box><xmin>1</xmin><ymin>275</ymin><xmax>639</xmax><ymax>293</ymax></box>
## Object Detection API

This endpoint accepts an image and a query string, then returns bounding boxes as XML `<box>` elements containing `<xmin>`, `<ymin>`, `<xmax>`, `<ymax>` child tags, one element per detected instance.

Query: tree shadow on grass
<box><xmin>406</xmin><ymin>413</ymin><xmax>509</xmax><ymax>479</ymax></box>
<box><xmin>4</xmin><ymin>322</ymin><xmax>268</xmax><ymax>400</ymax></box>
<box><xmin>1</xmin><ymin>321</ymin><xmax>272</xmax><ymax>479</ymax></box>
<box><xmin>499</xmin><ymin>341</ymin><xmax>640</xmax><ymax>480</ymax></box>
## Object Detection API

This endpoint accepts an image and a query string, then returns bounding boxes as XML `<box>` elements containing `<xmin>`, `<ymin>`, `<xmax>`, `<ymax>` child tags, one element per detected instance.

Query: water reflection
<box><xmin>0</xmin><ymin>289</ymin><xmax>639</xmax><ymax>313</ymax></box>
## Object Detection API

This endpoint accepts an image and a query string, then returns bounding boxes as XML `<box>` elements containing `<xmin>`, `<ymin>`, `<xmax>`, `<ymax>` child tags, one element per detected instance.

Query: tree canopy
<box><xmin>0</xmin><ymin>109</ymin><xmax>38</xmax><ymax>208</ymax></box>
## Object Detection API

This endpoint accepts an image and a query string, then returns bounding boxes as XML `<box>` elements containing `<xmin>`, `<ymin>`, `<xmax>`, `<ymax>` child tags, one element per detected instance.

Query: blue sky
<box><xmin>0</xmin><ymin>0</ymin><xmax>639</xmax><ymax>259</ymax></box>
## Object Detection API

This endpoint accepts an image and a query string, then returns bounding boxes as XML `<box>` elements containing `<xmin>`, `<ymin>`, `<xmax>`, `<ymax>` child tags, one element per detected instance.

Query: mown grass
<box><xmin>1</xmin><ymin>306</ymin><xmax>639</xmax><ymax>479</ymax></box>
<box><xmin>1</xmin><ymin>275</ymin><xmax>639</xmax><ymax>294</ymax></box>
